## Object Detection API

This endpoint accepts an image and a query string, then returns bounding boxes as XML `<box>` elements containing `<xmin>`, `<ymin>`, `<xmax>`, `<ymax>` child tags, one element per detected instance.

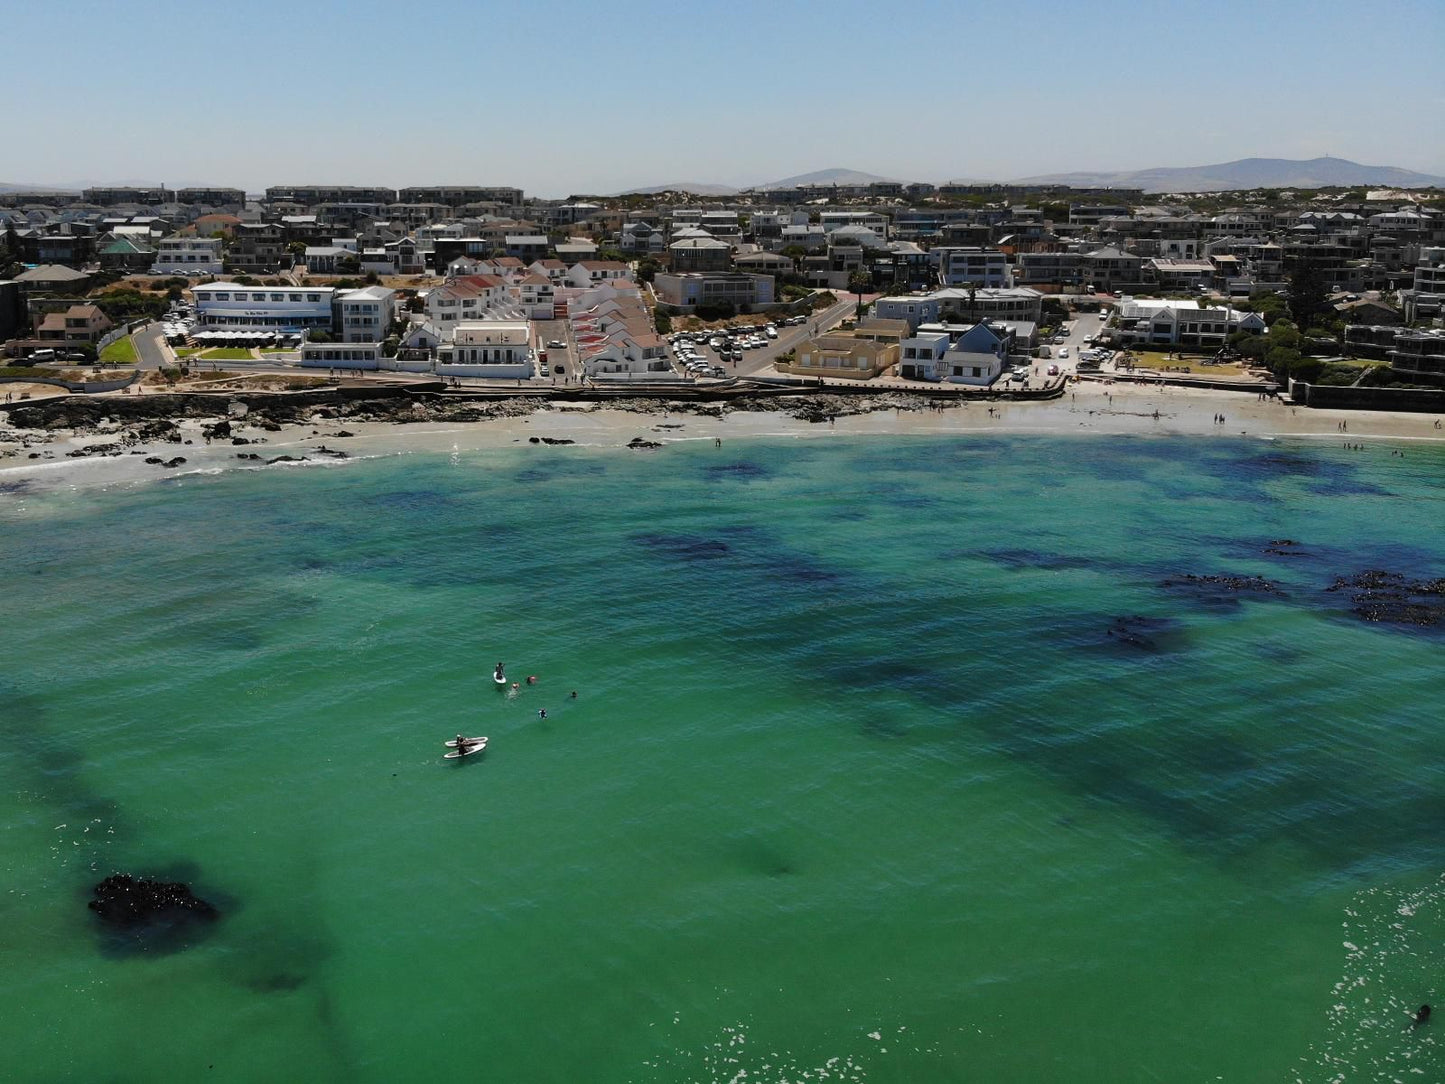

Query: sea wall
<box><xmin>1289</xmin><ymin>380</ymin><xmax>1445</xmax><ymax>413</ymax></box>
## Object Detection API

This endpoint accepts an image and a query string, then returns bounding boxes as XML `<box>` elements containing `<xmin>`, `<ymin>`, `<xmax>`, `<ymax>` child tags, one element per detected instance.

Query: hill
<box><xmin>614</xmin><ymin>181</ymin><xmax>740</xmax><ymax>197</ymax></box>
<box><xmin>751</xmin><ymin>168</ymin><xmax>902</xmax><ymax>190</ymax></box>
<box><xmin>1010</xmin><ymin>156</ymin><xmax>1445</xmax><ymax>193</ymax></box>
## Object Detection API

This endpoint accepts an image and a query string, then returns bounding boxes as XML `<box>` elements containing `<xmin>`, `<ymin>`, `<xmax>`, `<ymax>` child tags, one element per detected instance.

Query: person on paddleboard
<box><xmin>494</xmin><ymin>662</ymin><xmax>504</xmax><ymax>681</ymax></box>
<box><xmin>456</xmin><ymin>733</ymin><xmax>467</xmax><ymax>752</ymax></box>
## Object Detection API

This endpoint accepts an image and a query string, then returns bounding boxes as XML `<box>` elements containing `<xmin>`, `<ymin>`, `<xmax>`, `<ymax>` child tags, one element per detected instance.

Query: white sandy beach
<box><xmin>1</xmin><ymin>378</ymin><xmax>1441</xmax><ymax>497</ymax></box>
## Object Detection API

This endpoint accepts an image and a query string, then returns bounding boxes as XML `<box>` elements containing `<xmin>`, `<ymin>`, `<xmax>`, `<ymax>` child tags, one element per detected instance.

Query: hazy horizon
<box><xmin>6</xmin><ymin>0</ymin><xmax>1443</xmax><ymax>199</ymax></box>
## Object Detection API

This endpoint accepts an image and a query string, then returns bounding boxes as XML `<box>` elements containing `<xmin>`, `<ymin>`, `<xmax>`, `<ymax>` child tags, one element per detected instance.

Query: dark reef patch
<box><xmin>1326</xmin><ymin>570</ymin><xmax>1445</xmax><ymax>628</ymax></box>
<box><xmin>1159</xmin><ymin>573</ymin><xmax>1284</xmax><ymax>607</ymax></box>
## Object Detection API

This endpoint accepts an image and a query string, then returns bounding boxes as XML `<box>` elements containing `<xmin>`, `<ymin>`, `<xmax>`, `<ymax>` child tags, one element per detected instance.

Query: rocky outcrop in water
<box><xmin>627</xmin><ymin>437</ymin><xmax>662</xmax><ymax>450</ymax></box>
<box><xmin>1326</xmin><ymin>570</ymin><xmax>1445</xmax><ymax>627</ymax></box>
<box><xmin>1160</xmin><ymin>573</ymin><xmax>1283</xmax><ymax>599</ymax></box>
<box><xmin>89</xmin><ymin>873</ymin><xmax>219</xmax><ymax>928</ymax></box>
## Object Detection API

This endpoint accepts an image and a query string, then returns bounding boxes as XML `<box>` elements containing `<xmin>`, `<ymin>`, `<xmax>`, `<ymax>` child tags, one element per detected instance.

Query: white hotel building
<box><xmin>192</xmin><ymin>283</ymin><xmax>336</xmax><ymax>332</ymax></box>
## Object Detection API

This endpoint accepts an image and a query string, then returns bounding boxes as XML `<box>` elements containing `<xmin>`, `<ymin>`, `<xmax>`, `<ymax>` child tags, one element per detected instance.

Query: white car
<box><xmin>765</xmin><ymin>327</ymin><xmax>778</xmax><ymax>339</ymax></box>
<box><xmin>1058</xmin><ymin>347</ymin><xmax>1069</xmax><ymax>358</ymax></box>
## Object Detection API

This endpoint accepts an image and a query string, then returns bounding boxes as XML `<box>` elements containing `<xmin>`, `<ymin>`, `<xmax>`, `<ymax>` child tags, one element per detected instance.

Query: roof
<box><xmin>15</xmin><ymin>264</ymin><xmax>88</xmax><ymax>282</ymax></box>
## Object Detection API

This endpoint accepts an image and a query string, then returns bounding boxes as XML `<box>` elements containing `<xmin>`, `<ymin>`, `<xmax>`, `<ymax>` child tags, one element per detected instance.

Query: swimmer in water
<box><xmin>1416</xmin><ymin>1004</ymin><xmax>1432</xmax><ymax>1025</ymax></box>
<box><xmin>538</xmin><ymin>708</ymin><xmax>547</xmax><ymax>720</ymax></box>
<box><xmin>526</xmin><ymin>675</ymin><xmax>537</xmax><ymax>685</ymax></box>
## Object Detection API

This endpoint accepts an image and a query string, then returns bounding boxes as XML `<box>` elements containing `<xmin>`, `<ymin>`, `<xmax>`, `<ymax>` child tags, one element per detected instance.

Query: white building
<box><xmin>1110</xmin><ymin>299</ymin><xmax>1265</xmax><ymax>347</ymax></box>
<box><xmin>875</xmin><ymin>288</ymin><xmax>1042</xmax><ymax>331</ymax></box>
<box><xmin>151</xmin><ymin>236</ymin><xmax>223</xmax><ymax>275</ymax></box>
<box><xmin>335</xmin><ymin>286</ymin><xmax>395</xmax><ymax>343</ymax></box>
<box><xmin>933</xmin><ymin>247</ymin><xmax>1011</xmax><ymax>288</ymax></box>
<box><xmin>192</xmin><ymin>283</ymin><xmax>335</xmax><ymax>331</ymax></box>
<box><xmin>436</xmin><ymin>321</ymin><xmax>533</xmax><ymax>377</ymax></box>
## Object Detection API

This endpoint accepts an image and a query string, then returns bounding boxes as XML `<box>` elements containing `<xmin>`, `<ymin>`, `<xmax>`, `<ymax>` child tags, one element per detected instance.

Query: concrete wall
<box><xmin>1289</xmin><ymin>380</ymin><xmax>1445</xmax><ymax>413</ymax></box>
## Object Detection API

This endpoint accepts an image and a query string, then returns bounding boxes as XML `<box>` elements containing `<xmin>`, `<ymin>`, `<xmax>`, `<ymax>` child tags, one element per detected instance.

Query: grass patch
<box><xmin>0</xmin><ymin>366</ymin><xmax>53</xmax><ymax>379</ymax></box>
<box><xmin>197</xmin><ymin>347</ymin><xmax>255</xmax><ymax>360</ymax></box>
<box><xmin>173</xmin><ymin>346</ymin><xmax>200</xmax><ymax>357</ymax></box>
<box><xmin>99</xmin><ymin>337</ymin><xmax>139</xmax><ymax>364</ymax></box>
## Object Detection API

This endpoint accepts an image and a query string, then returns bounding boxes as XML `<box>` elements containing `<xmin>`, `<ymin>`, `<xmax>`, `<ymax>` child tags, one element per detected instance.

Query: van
<box><xmin>31</xmin><ymin>348</ymin><xmax>56</xmax><ymax>362</ymax></box>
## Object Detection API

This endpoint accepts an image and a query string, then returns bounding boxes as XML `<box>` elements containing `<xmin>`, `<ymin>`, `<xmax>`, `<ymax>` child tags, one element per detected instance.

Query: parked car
<box><xmin>1047</xmin><ymin>364</ymin><xmax>1060</xmax><ymax>376</ymax></box>
<box><xmin>547</xmin><ymin>339</ymin><xmax>565</xmax><ymax>349</ymax></box>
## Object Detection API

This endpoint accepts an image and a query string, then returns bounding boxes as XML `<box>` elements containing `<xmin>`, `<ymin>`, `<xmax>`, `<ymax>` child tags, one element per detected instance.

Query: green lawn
<box><xmin>173</xmin><ymin>347</ymin><xmax>199</xmax><ymax>357</ymax></box>
<box><xmin>99</xmin><ymin>337</ymin><xmax>139</xmax><ymax>364</ymax></box>
<box><xmin>197</xmin><ymin>347</ymin><xmax>256</xmax><ymax>360</ymax></box>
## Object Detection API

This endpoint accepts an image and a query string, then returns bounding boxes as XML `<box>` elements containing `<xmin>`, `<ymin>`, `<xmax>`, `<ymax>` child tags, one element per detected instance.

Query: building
<box><xmin>653</xmin><ymin>272</ymin><xmax>774</xmax><ymax>312</ymax></box>
<box><xmin>227</xmin><ymin>222</ymin><xmax>285</xmax><ymax>272</ymax></box>
<box><xmin>34</xmin><ymin>303</ymin><xmax>112</xmax><ymax>349</ymax></box>
<box><xmin>1109</xmin><ymin>299</ymin><xmax>1265</xmax><ymax>348</ymax></box>
<box><xmin>298</xmin><ymin>341</ymin><xmax>384</xmax><ymax>369</ymax></box>
<box><xmin>396</xmin><ymin>186</ymin><xmax>523</xmax><ymax>210</ymax></box>
<box><xmin>904</xmin><ymin>322</ymin><xmax>1014</xmax><ymax>385</ymax></box>
<box><xmin>933</xmin><ymin>246</ymin><xmax>1011</xmax><ymax>288</ymax></box>
<box><xmin>176</xmin><ymin>187</ymin><xmax>247</xmax><ymax>207</ymax></box>
<box><xmin>152</xmin><ymin>236</ymin><xmax>224</xmax><ymax>275</ymax></box>
<box><xmin>192</xmin><ymin>283</ymin><xmax>336</xmax><ymax>331</ymax></box>
<box><xmin>425</xmin><ymin>275</ymin><xmax>508</xmax><ymax>330</ymax></box>
<box><xmin>99</xmin><ymin>236</ymin><xmax>157</xmax><ymax>272</ymax></box>
<box><xmin>778</xmin><ymin>331</ymin><xmax>898</xmax><ymax>381</ymax></box>
<box><xmin>504</xmin><ymin>235</ymin><xmax>549</xmax><ymax>261</ymax></box>
<box><xmin>1401</xmin><ymin>246</ymin><xmax>1445</xmax><ymax>323</ymax></box>
<box><xmin>875</xmin><ymin>287</ymin><xmax>1043</xmax><ymax>331</ymax></box>
<box><xmin>1387</xmin><ymin>329</ymin><xmax>1445</xmax><ymax>375</ymax></box>
<box><xmin>667</xmin><ymin>236</ymin><xmax>732</xmax><ymax>272</ymax></box>
<box><xmin>264</xmin><ymin>185</ymin><xmax>398</xmax><ymax>206</ymax></box>
<box><xmin>83</xmin><ymin>186</ymin><xmax>169</xmax><ymax>206</ymax></box>
<box><xmin>335</xmin><ymin>286</ymin><xmax>395</xmax><ymax>343</ymax></box>
<box><xmin>564</xmin><ymin>261</ymin><xmax>633</xmax><ymax>289</ymax></box>
<box><xmin>437</xmin><ymin>321</ymin><xmax>533</xmax><ymax>375</ymax></box>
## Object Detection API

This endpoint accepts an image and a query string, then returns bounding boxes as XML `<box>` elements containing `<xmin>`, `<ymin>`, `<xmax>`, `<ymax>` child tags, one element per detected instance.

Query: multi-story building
<box><xmin>264</xmin><ymin>185</ymin><xmax>398</xmax><ymax>206</ymax></box>
<box><xmin>192</xmin><ymin>283</ymin><xmax>336</xmax><ymax>331</ymax></box>
<box><xmin>933</xmin><ymin>246</ymin><xmax>1011</xmax><ymax>288</ymax></box>
<box><xmin>875</xmin><ymin>287</ymin><xmax>1043</xmax><ymax>331</ymax></box>
<box><xmin>334</xmin><ymin>286</ymin><xmax>395</xmax><ymax>343</ymax></box>
<box><xmin>1388</xmin><ymin>329</ymin><xmax>1445</xmax><ymax>375</ymax></box>
<box><xmin>34</xmin><ymin>303</ymin><xmax>112</xmax><ymax>349</ymax></box>
<box><xmin>227</xmin><ymin>222</ymin><xmax>285</xmax><ymax>273</ymax></box>
<box><xmin>83</xmin><ymin>186</ymin><xmax>168</xmax><ymax>206</ymax></box>
<box><xmin>668</xmin><ymin>237</ymin><xmax>732</xmax><ymax>272</ymax></box>
<box><xmin>176</xmin><ymin>187</ymin><xmax>247</xmax><ymax>207</ymax></box>
<box><xmin>397</xmin><ymin>186</ymin><xmax>523</xmax><ymax>210</ymax></box>
<box><xmin>1109</xmin><ymin>299</ymin><xmax>1265</xmax><ymax>348</ymax></box>
<box><xmin>653</xmin><ymin>272</ymin><xmax>774</xmax><ymax>311</ymax></box>
<box><xmin>152</xmin><ymin>236</ymin><xmax>224</xmax><ymax>275</ymax></box>
<box><xmin>1401</xmin><ymin>246</ymin><xmax>1445</xmax><ymax>323</ymax></box>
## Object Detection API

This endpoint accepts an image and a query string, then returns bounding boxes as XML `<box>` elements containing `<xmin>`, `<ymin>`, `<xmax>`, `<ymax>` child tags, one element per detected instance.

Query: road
<box><xmin>133</xmin><ymin>324</ymin><xmax>170</xmax><ymax>370</ymax></box>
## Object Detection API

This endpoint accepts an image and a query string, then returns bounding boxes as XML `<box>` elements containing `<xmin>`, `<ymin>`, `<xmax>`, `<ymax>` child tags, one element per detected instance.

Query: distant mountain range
<box><xmin>614</xmin><ymin>181</ymin><xmax>741</xmax><ymax>197</ymax></box>
<box><xmin>614</xmin><ymin>168</ymin><xmax>901</xmax><ymax>197</ymax></box>
<box><xmin>1011</xmin><ymin>157</ymin><xmax>1445</xmax><ymax>193</ymax></box>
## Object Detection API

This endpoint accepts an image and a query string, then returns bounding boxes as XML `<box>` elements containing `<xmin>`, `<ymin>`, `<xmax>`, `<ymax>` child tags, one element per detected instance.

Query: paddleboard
<box><xmin>443</xmin><ymin>736</ymin><xmax>489</xmax><ymax>749</ymax></box>
<box><xmin>444</xmin><ymin>740</ymin><xmax>488</xmax><ymax>760</ymax></box>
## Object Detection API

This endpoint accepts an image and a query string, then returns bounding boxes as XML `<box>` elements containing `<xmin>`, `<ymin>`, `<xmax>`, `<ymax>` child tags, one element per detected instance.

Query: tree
<box><xmin>847</xmin><ymin>270</ymin><xmax>872</xmax><ymax>317</ymax></box>
<box><xmin>1287</xmin><ymin>261</ymin><xmax>1329</xmax><ymax>328</ymax></box>
<box><xmin>654</xmin><ymin>309</ymin><xmax>672</xmax><ymax>334</ymax></box>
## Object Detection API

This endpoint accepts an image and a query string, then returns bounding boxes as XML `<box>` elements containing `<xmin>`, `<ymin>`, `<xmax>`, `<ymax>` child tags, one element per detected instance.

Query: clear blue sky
<box><xmin>4</xmin><ymin>0</ymin><xmax>1443</xmax><ymax>197</ymax></box>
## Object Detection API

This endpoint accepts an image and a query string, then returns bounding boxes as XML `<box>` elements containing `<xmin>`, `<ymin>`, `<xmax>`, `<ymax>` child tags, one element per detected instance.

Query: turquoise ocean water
<box><xmin>2</xmin><ymin>433</ymin><xmax>1443</xmax><ymax>1082</ymax></box>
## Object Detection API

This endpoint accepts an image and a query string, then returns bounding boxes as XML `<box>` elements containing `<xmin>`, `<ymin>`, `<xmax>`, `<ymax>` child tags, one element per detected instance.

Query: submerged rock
<box><xmin>89</xmin><ymin>873</ymin><xmax>219</xmax><ymax>928</ymax></box>
<box><xmin>627</xmin><ymin>437</ymin><xmax>661</xmax><ymax>449</ymax></box>
<box><xmin>1327</xmin><ymin>570</ymin><xmax>1445</xmax><ymax>627</ymax></box>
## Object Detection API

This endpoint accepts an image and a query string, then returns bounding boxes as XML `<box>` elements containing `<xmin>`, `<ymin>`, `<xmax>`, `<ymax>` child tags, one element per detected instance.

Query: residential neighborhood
<box><xmin>2</xmin><ymin>176</ymin><xmax>1443</xmax><ymax>393</ymax></box>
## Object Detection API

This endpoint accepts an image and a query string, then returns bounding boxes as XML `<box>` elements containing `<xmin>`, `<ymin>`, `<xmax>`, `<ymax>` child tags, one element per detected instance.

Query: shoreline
<box><xmin>2</xmin><ymin>380</ymin><xmax>1442</xmax><ymax>496</ymax></box>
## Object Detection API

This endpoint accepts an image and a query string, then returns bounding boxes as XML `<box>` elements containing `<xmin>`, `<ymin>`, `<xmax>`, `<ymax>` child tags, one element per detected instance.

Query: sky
<box><xmin>3</xmin><ymin>0</ymin><xmax>1443</xmax><ymax>198</ymax></box>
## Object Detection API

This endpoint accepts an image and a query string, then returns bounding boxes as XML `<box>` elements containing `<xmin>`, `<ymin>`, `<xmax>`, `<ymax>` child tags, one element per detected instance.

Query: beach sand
<box><xmin>1</xmin><ymin>379</ymin><xmax>1441</xmax><ymax>496</ymax></box>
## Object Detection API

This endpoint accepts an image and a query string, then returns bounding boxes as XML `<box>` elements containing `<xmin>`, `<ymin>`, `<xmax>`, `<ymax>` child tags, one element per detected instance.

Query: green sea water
<box><xmin>2</xmin><ymin>433</ymin><xmax>1444</xmax><ymax>1082</ymax></box>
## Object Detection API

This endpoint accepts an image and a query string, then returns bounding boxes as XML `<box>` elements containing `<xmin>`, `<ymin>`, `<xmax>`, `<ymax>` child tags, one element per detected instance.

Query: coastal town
<box><xmin>1</xmin><ymin>176</ymin><xmax>1443</xmax><ymax>427</ymax></box>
